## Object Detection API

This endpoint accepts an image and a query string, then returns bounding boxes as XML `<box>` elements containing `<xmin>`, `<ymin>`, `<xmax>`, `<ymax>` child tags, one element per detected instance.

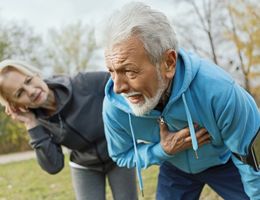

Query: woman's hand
<box><xmin>5</xmin><ymin>102</ymin><xmax>39</xmax><ymax>130</ymax></box>
<box><xmin>159</xmin><ymin>122</ymin><xmax>211</xmax><ymax>155</ymax></box>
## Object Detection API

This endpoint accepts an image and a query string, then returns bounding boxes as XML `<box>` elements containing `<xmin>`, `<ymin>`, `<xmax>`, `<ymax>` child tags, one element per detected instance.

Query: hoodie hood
<box><xmin>33</xmin><ymin>74</ymin><xmax>72</xmax><ymax>119</ymax></box>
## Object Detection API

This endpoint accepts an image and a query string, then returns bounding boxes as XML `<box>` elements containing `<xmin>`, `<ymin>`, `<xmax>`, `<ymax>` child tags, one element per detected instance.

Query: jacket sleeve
<box><xmin>216</xmin><ymin>83</ymin><xmax>260</xmax><ymax>199</ymax></box>
<box><xmin>102</xmin><ymin>96</ymin><xmax>174</xmax><ymax>169</ymax></box>
<box><xmin>28</xmin><ymin>125</ymin><xmax>64</xmax><ymax>174</ymax></box>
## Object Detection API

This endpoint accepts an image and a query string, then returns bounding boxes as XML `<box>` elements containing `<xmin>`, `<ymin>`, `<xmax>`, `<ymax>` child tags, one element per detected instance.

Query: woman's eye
<box><xmin>17</xmin><ymin>90</ymin><xmax>23</xmax><ymax>98</ymax></box>
<box><xmin>25</xmin><ymin>77</ymin><xmax>32</xmax><ymax>84</ymax></box>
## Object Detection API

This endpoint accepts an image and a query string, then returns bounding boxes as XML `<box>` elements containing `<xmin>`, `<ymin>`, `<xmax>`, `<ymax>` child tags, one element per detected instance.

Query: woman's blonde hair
<box><xmin>0</xmin><ymin>59</ymin><xmax>41</xmax><ymax>106</ymax></box>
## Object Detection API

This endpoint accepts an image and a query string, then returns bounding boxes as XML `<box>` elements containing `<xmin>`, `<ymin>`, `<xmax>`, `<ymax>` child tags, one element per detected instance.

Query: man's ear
<box><xmin>161</xmin><ymin>49</ymin><xmax>177</xmax><ymax>79</ymax></box>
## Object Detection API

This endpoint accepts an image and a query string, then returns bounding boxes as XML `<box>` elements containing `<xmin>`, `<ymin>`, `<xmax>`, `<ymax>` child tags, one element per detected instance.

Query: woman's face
<box><xmin>1</xmin><ymin>69</ymin><xmax>50</xmax><ymax>109</ymax></box>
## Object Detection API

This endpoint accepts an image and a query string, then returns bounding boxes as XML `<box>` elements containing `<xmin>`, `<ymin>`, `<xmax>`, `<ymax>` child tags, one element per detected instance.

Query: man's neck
<box><xmin>154</xmin><ymin>79</ymin><xmax>173</xmax><ymax>112</ymax></box>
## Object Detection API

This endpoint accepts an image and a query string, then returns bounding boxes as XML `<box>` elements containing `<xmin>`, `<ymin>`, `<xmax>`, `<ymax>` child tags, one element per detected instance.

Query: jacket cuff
<box><xmin>28</xmin><ymin>125</ymin><xmax>50</xmax><ymax>143</ymax></box>
<box><xmin>151</xmin><ymin>143</ymin><xmax>175</xmax><ymax>160</ymax></box>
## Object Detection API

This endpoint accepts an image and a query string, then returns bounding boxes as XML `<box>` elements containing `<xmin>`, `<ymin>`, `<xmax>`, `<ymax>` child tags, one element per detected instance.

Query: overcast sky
<box><xmin>0</xmin><ymin>0</ymin><xmax>176</xmax><ymax>36</ymax></box>
<box><xmin>0</xmin><ymin>0</ymin><xmax>178</xmax><ymax>71</ymax></box>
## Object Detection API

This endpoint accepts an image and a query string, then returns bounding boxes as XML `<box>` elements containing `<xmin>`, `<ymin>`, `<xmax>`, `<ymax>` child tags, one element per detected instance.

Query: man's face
<box><xmin>105</xmin><ymin>37</ymin><xmax>169</xmax><ymax>116</ymax></box>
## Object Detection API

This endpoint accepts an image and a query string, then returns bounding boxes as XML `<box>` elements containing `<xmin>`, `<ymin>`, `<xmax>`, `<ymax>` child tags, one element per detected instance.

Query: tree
<box><xmin>45</xmin><ymin>21</ymin><xmax>98</xmax><ymax>75</ymax></box>
<box><xmin>171</xmin><ymin>0</ymin><xmax>260</xmax><ymax>94</ymax></box>
<box><xmin>224</xmin><ymin>0</ymin><xmax>260</xmax><ymax>93</ymax></box>
<box><xmin>172</xmin><ymin>0</ymin><xmax>228</xmax><ymax>66</ymax></box>
<box><xmin>0</xmin><ymin>20</ymin><xmax>45</xmax><ymax>68</ymax></box>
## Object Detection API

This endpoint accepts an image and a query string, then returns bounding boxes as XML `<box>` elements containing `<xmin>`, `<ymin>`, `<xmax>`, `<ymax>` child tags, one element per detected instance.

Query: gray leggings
<box><xmin>71</xmin><ymin>165</ymin><xmax>138</xmax><ymax>200</ymax></box>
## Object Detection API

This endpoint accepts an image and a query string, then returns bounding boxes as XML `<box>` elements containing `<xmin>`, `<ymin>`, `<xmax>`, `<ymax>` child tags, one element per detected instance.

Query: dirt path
<box><xmin>0</xmin><ymin>150</ymin><xmax>35</xmax><ymax>165</ymax></box>
<box><xmin>0</xmin><ymin>147</ymin><xmax>69</xmax><ymax>165</ymax></box>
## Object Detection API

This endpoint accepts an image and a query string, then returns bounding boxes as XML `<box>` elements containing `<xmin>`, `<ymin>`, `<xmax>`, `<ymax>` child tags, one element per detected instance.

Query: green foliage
<box><xmin>224</xmin><ymin>0</ymin><xmax>260</xmax><ymax>93</ymax></box>
<box><xmin>0</xmin><ymin>106</ymin><xmax>30</xmax><ymax>154</ymax></box>
<box><xmin>0</xmin><ymin>155</ymin><xmax>222</xmax><ymax>200</ymax></box>
<box><xmin>172</xmin><ymin>0</ymin><xmax>260</xmax><ymax>95</ymax></box>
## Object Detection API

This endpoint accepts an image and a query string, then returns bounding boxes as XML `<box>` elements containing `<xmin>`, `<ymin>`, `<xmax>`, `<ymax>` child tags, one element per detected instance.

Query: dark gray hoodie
<box><xmin>28</xmin><ymin>71</ymin><xmax>115</xmax><ymax>174</ymax></box>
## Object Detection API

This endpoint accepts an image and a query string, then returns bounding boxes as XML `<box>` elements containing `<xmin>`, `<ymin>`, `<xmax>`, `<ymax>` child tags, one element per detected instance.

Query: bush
<box><xmin>0</xmin><ymin>106</ymin><xmax>31</xmax><ymax>154</ymax></box>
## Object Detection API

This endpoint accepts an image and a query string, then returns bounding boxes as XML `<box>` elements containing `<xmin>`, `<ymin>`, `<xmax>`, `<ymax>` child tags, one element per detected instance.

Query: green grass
<box><xmin>0</xmin><ymin>156</ymin><xmax>74</xmax><ymax>200</ymax></box>
<box><xmin>0</xmin><ymin>154</ymin><xmax>222</xmax><ymax>200</ymax></box>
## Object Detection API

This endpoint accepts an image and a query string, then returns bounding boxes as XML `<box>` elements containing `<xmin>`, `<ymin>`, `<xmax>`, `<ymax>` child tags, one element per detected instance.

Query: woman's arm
<box><xmin>28</xmin><ymin>125</ymin><xmax>64</xmax><ymax>174</ymax></box>
<box><xmin>6</xmin><ymin>104</ymin><xmax>64</xmax><ymax>174</ymax></box>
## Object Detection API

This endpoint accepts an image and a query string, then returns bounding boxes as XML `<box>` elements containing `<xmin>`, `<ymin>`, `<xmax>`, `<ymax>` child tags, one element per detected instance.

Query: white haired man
<box><xmin>102</xmin><ymin>2</ymin><xmax>260</xmax><ymax>200</ymax></box>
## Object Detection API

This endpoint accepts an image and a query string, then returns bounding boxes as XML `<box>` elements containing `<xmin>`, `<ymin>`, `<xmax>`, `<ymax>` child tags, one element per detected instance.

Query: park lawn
<box><xmin>0</xmin><ymin>154</ymin><xmax>222</xmax><ymax>200</ymax></box>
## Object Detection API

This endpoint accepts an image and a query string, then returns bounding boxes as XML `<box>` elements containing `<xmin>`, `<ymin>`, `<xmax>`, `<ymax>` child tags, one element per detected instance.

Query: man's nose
<box><xmin>113</xmin><ymin>74</ymin><xmax>129</xmax><ymax>94</ymax></box>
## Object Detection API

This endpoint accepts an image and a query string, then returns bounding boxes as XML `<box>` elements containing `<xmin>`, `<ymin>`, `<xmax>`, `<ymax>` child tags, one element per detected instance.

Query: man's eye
<box><xmin>125</xmin><ymin>70</ymin><xmax>137</xmax><ymax>78</ymax></box>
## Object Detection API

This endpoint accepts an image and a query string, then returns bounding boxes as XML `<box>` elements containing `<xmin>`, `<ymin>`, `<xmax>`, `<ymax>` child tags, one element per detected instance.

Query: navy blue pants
<box><xmin>156</xmin><ymin>159</ymin><xmax>249</xmax><ymax>200</ymax></box>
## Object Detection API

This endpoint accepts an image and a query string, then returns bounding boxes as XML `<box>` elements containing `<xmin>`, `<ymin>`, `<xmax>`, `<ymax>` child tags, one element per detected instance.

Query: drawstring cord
<box><xmin>128</xmin><ymin>114</ymin><xmax>144</xmax><ymax>197</ymax></box>
<box><xmin>182</xmin><ymin>93</ymin><xmax>199</xmax><ymax>158</ymax></box>
<box><xmin>58</xmin><ymin>114</ymin><xmax>63</xmax><ymax>136</ymax></box>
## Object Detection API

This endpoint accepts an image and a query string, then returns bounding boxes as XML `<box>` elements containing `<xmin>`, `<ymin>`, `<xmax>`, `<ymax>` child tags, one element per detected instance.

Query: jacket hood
<box><xmin>33</xmin><ymin>74</ymin><xmax>72</xmax><ymax>119</ymax></box>
<box><xmin>105</xmin><ymin>48</ymin><xmax>201</xmax><ymax>114</ymax></box>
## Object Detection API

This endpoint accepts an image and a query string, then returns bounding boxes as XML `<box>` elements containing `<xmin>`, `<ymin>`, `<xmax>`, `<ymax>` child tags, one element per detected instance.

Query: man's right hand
<box><xmin>159</xmin><ymin>121</ymin><xmax>210</xmax><ymax>155</ymax></box>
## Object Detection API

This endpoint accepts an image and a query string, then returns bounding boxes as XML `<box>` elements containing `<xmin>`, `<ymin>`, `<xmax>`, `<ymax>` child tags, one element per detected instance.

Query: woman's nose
<box><xmin>24</xmin><ymin>85</ymin><xmax>35</xmax><ymax>97</ymax></box>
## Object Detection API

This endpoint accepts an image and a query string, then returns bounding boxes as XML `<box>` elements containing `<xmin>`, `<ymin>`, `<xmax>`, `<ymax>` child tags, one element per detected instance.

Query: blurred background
<box><xmin>0</xmin><ymin>0</ymin><xmax>259</xmax><ymax>166</ymax></box>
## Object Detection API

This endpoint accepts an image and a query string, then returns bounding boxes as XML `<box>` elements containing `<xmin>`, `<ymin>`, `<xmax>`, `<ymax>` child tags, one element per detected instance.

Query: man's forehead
<box><xmin>105</xmin><ymin>49</ymin><xmax>127</xmax><ymax>61</ymax></box>
<box><xmin>105</xmin><ymin>39</ymin><xmax>146</xmax><ymax>66</ymax></box>
<box><xmin>106</xmin><ymin>37</ymin><xmax>144</xmax><ymax>54</ymax></box>
<box><xmin>105</xmin><ymin>54</ymin><xmax>129</xmax><ymax>70</ymax></box>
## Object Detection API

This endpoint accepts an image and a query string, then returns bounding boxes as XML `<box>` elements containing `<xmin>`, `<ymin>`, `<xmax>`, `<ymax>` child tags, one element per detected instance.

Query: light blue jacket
<box><xmin>103</xmin><ymin>48</ymin><xmax>260</xmax><ymax>199</ymax></box>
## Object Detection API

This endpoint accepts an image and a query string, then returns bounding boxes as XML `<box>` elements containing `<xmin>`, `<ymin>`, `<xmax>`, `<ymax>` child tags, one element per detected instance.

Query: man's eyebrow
<box><xmin>110</xmin><ymin>63</ymin><xmax>136</xmax><ymax>71</ymax></box>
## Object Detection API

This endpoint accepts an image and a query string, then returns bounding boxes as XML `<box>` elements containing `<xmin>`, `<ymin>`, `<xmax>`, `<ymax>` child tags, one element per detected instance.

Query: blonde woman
<box><xmin>0</xmin><ymin>60</ymin><xmax>138</xmax><ymax>200</ymax></box>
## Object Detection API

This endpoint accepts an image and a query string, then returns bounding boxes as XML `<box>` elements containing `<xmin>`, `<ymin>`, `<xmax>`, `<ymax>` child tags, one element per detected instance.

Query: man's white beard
<box><xmin>122</xmin><ymin>67</ymin><xmax>166</xmax><ymax>116</ymax></box>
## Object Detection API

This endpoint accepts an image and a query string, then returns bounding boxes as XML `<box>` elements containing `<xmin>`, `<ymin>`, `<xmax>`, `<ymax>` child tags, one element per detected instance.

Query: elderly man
<box><xmin>102</xmin><ymin>2</ymin><xmax>260</xmax><ymax>200</ymax></box>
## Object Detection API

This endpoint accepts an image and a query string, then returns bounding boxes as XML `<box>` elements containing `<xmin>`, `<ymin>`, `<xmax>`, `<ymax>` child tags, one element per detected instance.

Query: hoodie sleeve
<box><xmin>28</xmin><ymin>125</ymin><xmax>64</xmax><ymax>174</ymax></box>
<box><xmin>216</xmin><ymin>82</ymin><xmax>260</xmax><ymax>199</ymax></box>
<box><xmin>103</xmin><ymin>96</ymin><xmax>174</xmax><ymax>169</ymax></box>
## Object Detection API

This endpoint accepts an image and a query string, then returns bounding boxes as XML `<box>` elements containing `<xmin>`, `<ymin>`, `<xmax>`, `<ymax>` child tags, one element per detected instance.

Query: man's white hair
<box><xmin>0</xmin><ymin>59</ymin><xmax>41</xmax><ymax>106</ymax></box>
<box><xmin>104</xmin><ymin>2</ymin><xmax>179</xmax><ymax>66</ymax></box>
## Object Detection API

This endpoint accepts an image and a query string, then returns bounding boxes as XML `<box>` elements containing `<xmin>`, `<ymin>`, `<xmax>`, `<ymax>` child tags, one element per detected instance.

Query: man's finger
<box><xmin>193</xmin><ymin>123</ymin><xmax>199</xmax><ymax>130</ymax></box>
<box><xmin>195</xmin><ymin>128</ymin><xmax>207</xmax><ymax>137</ymax></box>
<box><xmin>184</xmin><ymin>135</ymin><xmax>192</xmax><ymax>143</ymax></box>
<box><xmin>177</xmin><ymin>126</ymin><xmax>192</xmax><ymax>138</ymax></box>
<box><xmin>198</xmin><ymin>139</ymin><xmax>211</xmax><ymax>147</ymax></box>
<box><xmin>197</xmin><ymin>133</ymin><xmax>211</xmax><ymax>143</ymax></box>
<box><xmin>181</xmin><ymin>123</ymin><xmax>200</xmax><ymax>138</ymax></box>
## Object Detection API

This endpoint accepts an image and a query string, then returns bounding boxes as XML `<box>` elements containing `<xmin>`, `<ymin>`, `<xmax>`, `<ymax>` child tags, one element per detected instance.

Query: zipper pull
<box><xmin>159</xmin><ymin>116</ymin><xmax>165</xmax><ymax>125</ymax></box>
